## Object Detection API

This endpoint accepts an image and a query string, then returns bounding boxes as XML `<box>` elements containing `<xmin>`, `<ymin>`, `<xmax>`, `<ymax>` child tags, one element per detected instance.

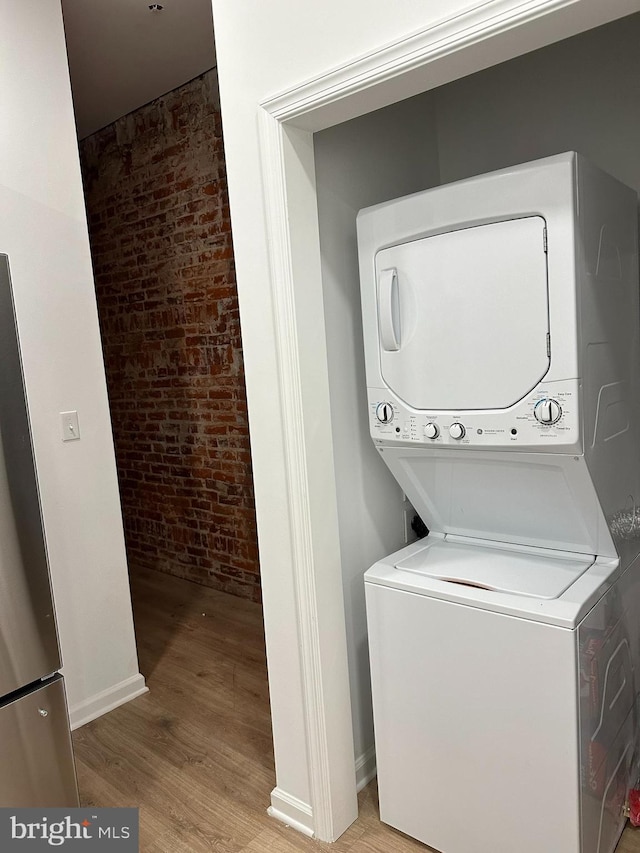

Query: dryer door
<box><xmin>375</xmin><ymin>216</ymin><xmax>550</xmax><ymax>411</ymax></box>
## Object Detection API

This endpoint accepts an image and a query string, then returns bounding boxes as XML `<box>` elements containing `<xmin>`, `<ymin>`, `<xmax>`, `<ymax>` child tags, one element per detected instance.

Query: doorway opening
<box><xmin>61</xmin><ymin>3</ymin><xmax>272</xmax><ymax>846</ymax></box>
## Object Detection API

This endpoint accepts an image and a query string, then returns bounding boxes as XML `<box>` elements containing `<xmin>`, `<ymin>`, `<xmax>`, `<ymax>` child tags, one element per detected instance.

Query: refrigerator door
<box><xmin>0</xmin><ymin>255</ymin><xmax>60</xmax><ymax>695</ymax></box>
<box><xmin>0</xmin><ymin>676</ymin><xmax>78</xmax><ymax>807</ymax></box>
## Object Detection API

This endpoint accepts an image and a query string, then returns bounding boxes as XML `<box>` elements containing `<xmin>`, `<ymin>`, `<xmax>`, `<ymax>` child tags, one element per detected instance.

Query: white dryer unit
<box><xmin>357</xmin><ymin>153</ymin><xmax>640</xmax><ymax>853</ymax></box>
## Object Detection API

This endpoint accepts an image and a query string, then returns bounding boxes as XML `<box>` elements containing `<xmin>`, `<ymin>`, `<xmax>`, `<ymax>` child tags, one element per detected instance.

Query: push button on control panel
<box><xmin>424</xmin><ymin>422</ymin><xmax>439</xmax><ymax>439</ymax></box>
<box><xmin>449</xmin><ymin>422</ymin><xmax>466</xmax><ymax>440</ymax></box>
<box><xmin>534</xmin><ymin>398</ymin><xmax>562</xmax><ymax>425</ymax></box>
<box><xmin>376</xmin><ymin>402</ymin><xmax>394</xmax><ymax>424</ymax></box>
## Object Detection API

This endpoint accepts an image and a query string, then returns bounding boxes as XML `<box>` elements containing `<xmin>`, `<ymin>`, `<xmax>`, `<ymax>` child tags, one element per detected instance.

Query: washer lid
<box><xmin>395</xmin><ymin>536</ymin><xmax>594</xmax><ymax>600</ymax></box>
<box><xmin>375</xmin><ymin>216</ymin><xmax>550</xmax><ymax>411</ymax></box>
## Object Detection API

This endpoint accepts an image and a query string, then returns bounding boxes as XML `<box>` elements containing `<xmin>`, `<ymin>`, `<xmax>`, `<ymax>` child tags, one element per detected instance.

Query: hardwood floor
<box><xmin>73</xmin><ymin>567</ymin><xmax>640</xmax><ymax>852</ymax></box>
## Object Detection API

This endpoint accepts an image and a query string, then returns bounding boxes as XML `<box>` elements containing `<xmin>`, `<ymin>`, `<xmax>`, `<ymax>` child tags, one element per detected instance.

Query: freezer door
<box><xmin>0</xmin><ymin>255</ymin><xmax>60</xmax><ymax>695</ymax></box>
<box><xmin>0</xmin><ymin>676</ymin><xmax>78</xmax><ymax>807</ymax></box>
<box><xmin>375</xmin><ymin>217</ymin><xmax>550</xmax><ymax>410</ymax></box>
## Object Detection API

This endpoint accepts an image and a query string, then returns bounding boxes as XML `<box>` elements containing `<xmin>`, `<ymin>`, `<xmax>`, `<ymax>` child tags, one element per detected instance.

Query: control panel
<box><xmin>369</xmin><ymin>380</ymin><xmax>580</xmax><ymax>451</ymax></box>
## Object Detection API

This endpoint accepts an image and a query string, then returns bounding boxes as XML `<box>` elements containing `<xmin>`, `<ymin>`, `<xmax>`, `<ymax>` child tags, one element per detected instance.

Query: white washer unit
<box><xmin>357</xmin><ymin>153</ymin><xmax>640</xmax><ymax>853</ymax></box>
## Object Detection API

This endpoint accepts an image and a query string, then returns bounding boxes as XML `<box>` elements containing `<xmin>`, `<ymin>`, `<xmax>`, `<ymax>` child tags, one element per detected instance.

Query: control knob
<box><xmin>534</xmin><ymin>398</ymin><xmax>562</xmax><ymax>425</ymax></box>
<box><xmin>375</xmin><ymin>402</ymin><xmax>394</xmax><ymax>424</ymax></box>
<box><xmin>449</xmin><ymin>422</ymin><xmax>466</xmax><ymax>440</ymax></box>
<box><xmin>424</xmin><ymin>422</ymin><xmax>439</xmax><ymax>440</ymax></box>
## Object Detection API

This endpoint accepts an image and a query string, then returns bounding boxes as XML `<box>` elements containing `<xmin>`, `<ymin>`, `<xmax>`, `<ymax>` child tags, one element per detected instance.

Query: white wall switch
<box><xmin>61</xmin><ymin>410</ymin><xmax>81</xmax><ymax>442</ymax></box>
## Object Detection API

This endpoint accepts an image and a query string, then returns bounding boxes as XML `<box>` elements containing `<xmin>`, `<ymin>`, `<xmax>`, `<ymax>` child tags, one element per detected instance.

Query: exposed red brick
<box><xmin>79</xmin><ymin>69</ymin><xmax>261</xmax><ymax>602</ymax></box>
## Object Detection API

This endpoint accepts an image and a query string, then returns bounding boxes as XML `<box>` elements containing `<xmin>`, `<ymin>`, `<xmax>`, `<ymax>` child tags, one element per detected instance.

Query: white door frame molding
<box><xmin>256</xmin><ymin>0</ymin><xmax>640</xmax><ymax>841</ymax></box>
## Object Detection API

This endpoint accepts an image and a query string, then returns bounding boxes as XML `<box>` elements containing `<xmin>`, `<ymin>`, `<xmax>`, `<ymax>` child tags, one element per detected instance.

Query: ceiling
<box><xmin>61</xmin><ymin>0</ymin><xmax>216</xmax><ymax>140</ymax></box>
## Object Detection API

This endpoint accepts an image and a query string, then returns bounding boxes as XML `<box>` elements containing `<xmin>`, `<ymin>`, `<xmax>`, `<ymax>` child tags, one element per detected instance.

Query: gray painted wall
<box><xmin>435</xmin><ymin>14</ymin><xmax>640</xmax><ymax>190</ymax></box>
<box><xmin>315</xmin><ymin>94</ymin><xmax>441</xmax><ymax>764</ymax></box>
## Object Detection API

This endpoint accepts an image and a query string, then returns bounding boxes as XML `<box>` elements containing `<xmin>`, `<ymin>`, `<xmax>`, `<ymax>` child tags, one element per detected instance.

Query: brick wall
<box><xmin>79</xmin><ymin>69</ymin><xmax>261</xmax><ymax>601</ymax></box>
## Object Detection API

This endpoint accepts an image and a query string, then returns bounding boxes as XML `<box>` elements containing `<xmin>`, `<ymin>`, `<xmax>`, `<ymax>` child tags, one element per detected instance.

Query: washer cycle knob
<box><xmin>449</xmin><ymin>422</ymin><xmax>465</xmax><ymax>440</ymax></box>
<box><xmin>534</xmin><ymin>398</ymin><xmax>562</xmax><ymax>425</ymax></box>
<box><xmin>375</xmin><ymin>402</ymin><xmax>394</xmax><ymax>424</ymax></box>
<box><xmin>424</xmin><ymin>422</ymin><xmax>439</xmax><ymax>439</ymax></box>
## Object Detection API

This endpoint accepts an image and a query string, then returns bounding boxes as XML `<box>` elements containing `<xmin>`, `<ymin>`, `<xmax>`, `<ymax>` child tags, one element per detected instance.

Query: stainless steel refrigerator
<box><xmin>0</xmin><ymin>255</ymin><xmax>78</xmax><ymax>806</ymax></box>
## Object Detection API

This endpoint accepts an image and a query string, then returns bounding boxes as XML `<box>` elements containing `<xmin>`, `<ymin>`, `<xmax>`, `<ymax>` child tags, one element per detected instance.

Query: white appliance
<box><xmin>357</xmin><ymin>153</ymin><xmax>640</xmax><ymax>853</ymax></box>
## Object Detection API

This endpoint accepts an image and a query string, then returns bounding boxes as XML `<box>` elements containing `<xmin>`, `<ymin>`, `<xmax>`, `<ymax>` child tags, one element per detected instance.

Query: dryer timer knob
<box><xmin>534</xmin><ymin>398</ymin><xmax>562</xmax><ymax>425</ymax></box>
<box><xmin>449</xmin><ymin>422</ymin><xmax>465</xmax><ymax>440</ymax></box>
<box><xmin>375</xmin><ymin>402</ymin><xmax>394</xmax><ymax>424</ymax></box>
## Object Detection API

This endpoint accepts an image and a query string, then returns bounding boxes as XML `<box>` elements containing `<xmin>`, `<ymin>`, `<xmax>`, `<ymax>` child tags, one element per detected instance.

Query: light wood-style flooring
<box><xmin>73</xmin><ymin>567</ymin><xmax>640</xmax><ymax>852</ymax></box>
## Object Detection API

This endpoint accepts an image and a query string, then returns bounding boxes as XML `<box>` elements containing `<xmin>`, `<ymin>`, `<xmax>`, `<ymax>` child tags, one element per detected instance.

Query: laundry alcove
<box><xmin>313</xmin><ymin>7</ymin><xmax>640</xmax><ymax>820</ymax></box>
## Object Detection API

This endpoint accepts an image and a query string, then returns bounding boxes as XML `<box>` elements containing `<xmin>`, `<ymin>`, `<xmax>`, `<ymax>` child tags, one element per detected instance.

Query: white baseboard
<box><xmin>355</xmin><ymin>745</ymin><xmax>377</xmax><ymax>792</ymax></box>
<box><xmin>69</xmin><ymin>673</ymin><xmax>148</xmax><ymax>730</ymax></box>
<box><xmin>268</xmin><ymin>787</ymin><xmax>314</xmax><ymax>837</ymax></box>
<box><xmin>267</xmin><ymin>751</ymin><xmax>375</xmax><ymax>839</ymax></box>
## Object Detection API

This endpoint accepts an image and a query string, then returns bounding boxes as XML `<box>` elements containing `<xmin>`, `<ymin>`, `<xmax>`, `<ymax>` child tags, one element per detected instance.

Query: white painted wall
<box><xmin>210</xmin><ymin>0</ymin><xmax>514</xmax><ymax>822</ymax></box>
<box><xmin>314</xmin><ymin>95</ymin><xmax>440</xmax><ymax>771</ymax></box>
<box><xmin>210</xmin><ymin>1</ymin><xmax>478</xmax><ymax>820</ymax></box>
<box><xmin>211</xmin><ymin>0</ymin><xmax>640</xmax><ymax>836</ymax></box>
<box><xmin>215</xmin><ymin>0</ymin><xmax>476</xmax><ymax>101</ymax></box>
<box><xmin>0</xmin><ymin>0</ymin><xmax>145</xmax><ymax>727</ymax></box>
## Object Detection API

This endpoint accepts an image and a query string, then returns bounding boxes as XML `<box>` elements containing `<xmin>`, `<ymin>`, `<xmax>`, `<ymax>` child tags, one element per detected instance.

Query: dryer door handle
<box><xmin>378</xmin><ymin>268</ymin><xmax>400</xmax><ymax>352</ymax></box>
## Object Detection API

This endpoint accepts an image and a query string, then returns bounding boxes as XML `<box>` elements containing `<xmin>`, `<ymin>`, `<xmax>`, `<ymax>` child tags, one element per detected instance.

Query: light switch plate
<box><xmin>61</xmin><ymin>410</ymin><xmax>80</xmax><ymax>442</ymax></box>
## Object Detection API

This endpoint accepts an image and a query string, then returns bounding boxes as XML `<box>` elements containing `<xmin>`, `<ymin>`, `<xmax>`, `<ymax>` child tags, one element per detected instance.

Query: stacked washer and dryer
<box><xmin>357</xmin><ymin>153</ymin><xmax>640</xmax><ymax>853</ymax></box>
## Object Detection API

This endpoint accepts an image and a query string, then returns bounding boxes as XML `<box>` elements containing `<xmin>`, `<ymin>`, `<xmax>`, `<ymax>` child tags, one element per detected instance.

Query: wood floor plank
<box><xmin>620</xmin><ymin>826</ymin><xmax>640</xmax><ymax>852</ymax></box>
<box><xmin>72</xmin><ymin>567</ymin><xmax>640</xmax><ymax>852</ymax></box>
